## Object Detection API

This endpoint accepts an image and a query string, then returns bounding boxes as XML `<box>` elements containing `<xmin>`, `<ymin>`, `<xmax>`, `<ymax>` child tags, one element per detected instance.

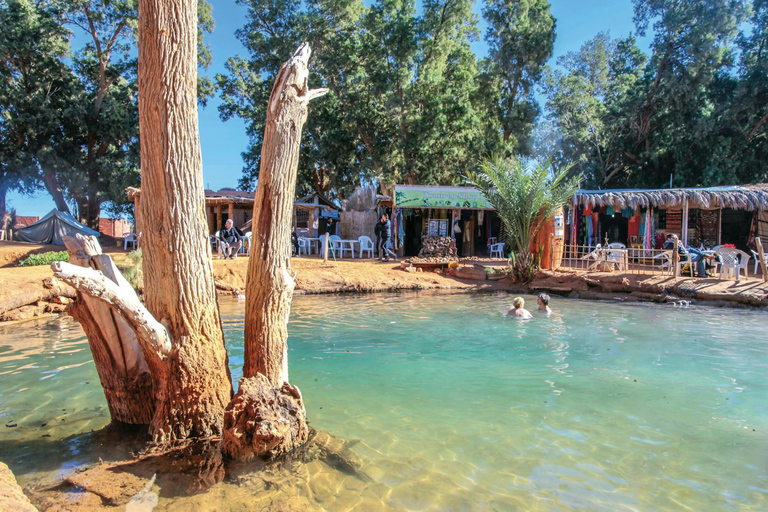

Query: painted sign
<box><xmin>395</xmin><ymin>186</ymin><xmax>492</xmax><ymax>209</ymax></box>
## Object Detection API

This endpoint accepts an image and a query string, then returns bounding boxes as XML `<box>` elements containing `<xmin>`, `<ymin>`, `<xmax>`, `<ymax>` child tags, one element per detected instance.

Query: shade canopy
<box><xmin>17</xmin><ymin>209</ymin><xmax>100</xmax><ymax>245</ymax></box>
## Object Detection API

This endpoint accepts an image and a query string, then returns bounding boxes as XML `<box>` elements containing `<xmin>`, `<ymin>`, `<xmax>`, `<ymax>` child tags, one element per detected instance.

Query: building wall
<box><xmin>99</xmin><ymin>218</ymin><xmax>133</xmax><ymax>238</ymax></box>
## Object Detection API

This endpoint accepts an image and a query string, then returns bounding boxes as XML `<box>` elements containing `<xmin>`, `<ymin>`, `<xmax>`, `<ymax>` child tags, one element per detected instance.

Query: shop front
<box><xmin>392</xmin><ymin>185</ymin><xmax>501</xmax><ymax>257</ymax></box>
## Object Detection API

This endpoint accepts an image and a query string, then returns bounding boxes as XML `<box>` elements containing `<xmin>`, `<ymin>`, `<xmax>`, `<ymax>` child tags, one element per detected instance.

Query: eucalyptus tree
<box><xmin>219</xmin><ymin>0</ymin><xmax>491</xmax><ymax>197</ymax></box>
<box><xmin>481</xmin><ymin>0</ymin><xmax>556</xmax><ymax>155</ymax></box>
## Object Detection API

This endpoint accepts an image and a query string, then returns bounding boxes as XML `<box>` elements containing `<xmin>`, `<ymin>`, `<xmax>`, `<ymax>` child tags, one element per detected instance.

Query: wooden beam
<box><xmin>757</xmin><ymin>237</ymin><xmax>767</xmax><ymax>282</ymax></box>
<box><xmin>217</xmin><ymin>204</ymin><xmax>223</xmax><ymax>231</ymax></box>
<box><xmin>228</xmin><ymin>203</ymin><xmax>234</xmax><ymax>223</ymax></box>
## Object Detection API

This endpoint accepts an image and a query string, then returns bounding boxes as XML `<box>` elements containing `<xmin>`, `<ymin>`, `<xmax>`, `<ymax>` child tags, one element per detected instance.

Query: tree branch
<box><xmin>51</xmin><ymin>261</ymin><xmax>172</xmax><ymax>357</ymax></box>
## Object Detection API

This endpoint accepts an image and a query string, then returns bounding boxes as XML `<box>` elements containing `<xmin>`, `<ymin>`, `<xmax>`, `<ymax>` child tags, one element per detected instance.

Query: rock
<box><xmin>404</xmin><ymin>266</ymin><xmax>417</xmax><ymax>273</ymax></box>
<box><xmin>454</xmin><ymin>266</ymin><xmax>487</xmax><ymax>281</ymax></box>
<box><xmin>49</xmin><ymin>296</ymin><xmax>72</xmax><ymax>305</ymax></box>
<box><xmin>222</xmin><ymin>374</ymin><xmax>309</xmax><ymax>461</ymax></box>
<box><xmin>0</xmin><ymin>461</ymin><xmax>37</xmax><ymax>512</ymax></box>
<box><xmin>65</xmin><ymin>463</ymin><xmax>151</xmax><ymax>506</ymax></box>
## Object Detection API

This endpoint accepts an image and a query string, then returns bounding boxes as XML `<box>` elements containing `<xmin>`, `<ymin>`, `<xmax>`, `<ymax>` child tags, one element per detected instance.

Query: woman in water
<box><xmin>508</xmin><ymin>297</ymin><xmax>533</xmax><ymax>319</ymax></box>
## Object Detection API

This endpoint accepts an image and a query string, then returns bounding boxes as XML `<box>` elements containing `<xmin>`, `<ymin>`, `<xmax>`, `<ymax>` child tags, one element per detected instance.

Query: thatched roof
<box><xmin>573</xmin><ymin>185</ymin><xmax>768</xmax><ymax>211</ymax></box>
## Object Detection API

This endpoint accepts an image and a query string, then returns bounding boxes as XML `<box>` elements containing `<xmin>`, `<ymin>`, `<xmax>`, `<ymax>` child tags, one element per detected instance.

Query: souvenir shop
<box><xmin>392</xmin><ymin>185</ymin><xmax>502</xmax><ymax>257</ymax></box>
<box><xmin>567</xmin><ymin>185</ymin><xmax>768</xmax><ymax>255</ymax></box>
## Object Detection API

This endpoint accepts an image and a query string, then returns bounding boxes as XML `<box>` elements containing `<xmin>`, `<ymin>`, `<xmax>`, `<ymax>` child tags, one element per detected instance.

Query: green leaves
<box><xmin>467</xmin><ymin>156</ymin><xmax>581</xmax><ymax>281</ymax></box>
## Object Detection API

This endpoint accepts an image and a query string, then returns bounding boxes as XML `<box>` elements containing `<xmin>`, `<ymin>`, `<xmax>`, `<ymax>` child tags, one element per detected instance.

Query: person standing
<box><xmin>375</xmin><ymin>213</ymin><xmax>394</xmax><ymax>262</ymax></box>
<box><xmin>218</xmin><ymin>219</ymin><xmax>242</xmax><ymax>259</ymax></box>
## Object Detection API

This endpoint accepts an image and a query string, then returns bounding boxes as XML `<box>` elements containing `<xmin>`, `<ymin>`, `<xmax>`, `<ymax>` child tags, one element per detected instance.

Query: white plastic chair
<box><xmin>608</xmin><ymin>242</ymin><xmax>626</xmax><ymax>249</ymax></box>
<box><xmin>489</xmin><ymin>242</ymin><xmax>504</xmax><ymax>258</ymax></box>
<box><xmin>240</xmin><ymin>232</ymin><xmax>252</xmax><ymax>255</ymax></box>
<box><xmin>716</xmin><ymin>248</ymin><xmax>750</xmax><ymax>280</ymax></box>
<box><xmin>298</xmin><ymin>237</ymin><xmax>310</xmax><ymax>256</ymax></box>
<box><xmin>751</xmin><ymin>249</ymin><xmax>762</xmax><ymax>275</ymax></box>
<box><xmin>358</xmin><ymin>236</ymin><xmax>374</xmax><ymax>258</ymax></box>
<box><xmin>123</xmin><ymin>232</ymin><xmax>139</xmax><ymax>251</ymax></box>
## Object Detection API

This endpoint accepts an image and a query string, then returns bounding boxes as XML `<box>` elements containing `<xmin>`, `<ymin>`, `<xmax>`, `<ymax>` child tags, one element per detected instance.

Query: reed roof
<box><xmin>573</xmin><ymin>184</ymin><xmax>768</xmax><ymax>211</ymax></box>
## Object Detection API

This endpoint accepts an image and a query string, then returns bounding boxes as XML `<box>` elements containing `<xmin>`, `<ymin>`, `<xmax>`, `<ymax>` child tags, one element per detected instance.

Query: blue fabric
<box><xmin>607</xmin><ymin>205</ymin><xmax>614</xmax><ymax>216</ymax></box>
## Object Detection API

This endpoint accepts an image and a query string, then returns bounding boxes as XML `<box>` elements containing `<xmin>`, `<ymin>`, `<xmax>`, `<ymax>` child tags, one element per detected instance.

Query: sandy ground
<box><xmin>1</xmin><ymin>240</ymin><xmax>767</xmax><ymax>322</ymax></box>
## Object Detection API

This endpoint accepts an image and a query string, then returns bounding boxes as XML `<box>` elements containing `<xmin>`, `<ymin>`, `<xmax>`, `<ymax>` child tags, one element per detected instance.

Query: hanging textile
<box><xmin>397</xmin><ymin>209</ymin><xmax>405</xmax><ymax>246</ymax></box>
<box><xmin>644</xmin><ymin>208</ymin><xmax>654</xmax><ymax>254</ymax></box>
<box><xmin>666</xmin><ymin>209</ymin><xmax>682</xmax><ymax>233</ymax></box>
<box><xmin>628</xmin><ymin>215</ymin><xmax>640</xmax><ymax>238</ymax></box>
<box><xmin>606</xmin><ymin>205</ymin><xmax>614</xmax><ymax>216</ymax></box>
<box><xmin>622</xmin><ymin>207</ymin><xmax>633</xmax><ymax>219</ymax></box>
<box><xmin>478</xmin><ymin>211</ymin><xmax>484</xmax><ymax>226</ymax></box>
<box><xmin>700</xmin><ymin>209</ymin><xmax>719</xmax><ymax>248</ymax></box>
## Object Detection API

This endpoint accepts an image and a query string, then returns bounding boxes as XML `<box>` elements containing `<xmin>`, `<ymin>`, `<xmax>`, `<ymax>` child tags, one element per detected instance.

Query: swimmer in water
<box><xmin>508</xmin><ymin>296</ymin><xmax>533</xmax><ymax>319</ymax></box>
<box><xmin>537</xmin><ymin>293</ymin><xmax>552</xmax><ymax>314</ymax></box>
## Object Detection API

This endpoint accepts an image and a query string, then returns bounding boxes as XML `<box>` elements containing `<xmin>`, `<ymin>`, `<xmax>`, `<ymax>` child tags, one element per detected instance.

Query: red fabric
<box><xmin>628</xmin><ymin>216</ymin><xmax>640</xmax><ymax>237</ymax></box>
<box><xmin>583</xmin><ymin>205</ymin><xmax>592</xmax><ymax>215</ymax></box>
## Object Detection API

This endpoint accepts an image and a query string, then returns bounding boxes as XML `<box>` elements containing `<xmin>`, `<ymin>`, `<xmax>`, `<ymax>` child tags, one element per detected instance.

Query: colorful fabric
<box><xmin>628</xmin><ymin>215</ymin><xmax>640</xmax><ymax>238</ymax></box>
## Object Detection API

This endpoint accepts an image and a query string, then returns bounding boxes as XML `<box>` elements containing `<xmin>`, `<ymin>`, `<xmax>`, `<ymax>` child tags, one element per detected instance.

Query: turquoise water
<box><xmin>1</xmin><ymin>292</ymin><xmax>768</xmax><ymax>510</ymax></box>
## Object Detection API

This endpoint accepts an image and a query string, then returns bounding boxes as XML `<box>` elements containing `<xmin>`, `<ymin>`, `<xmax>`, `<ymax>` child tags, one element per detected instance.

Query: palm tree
<box><xmin>467</xmin><ymin>156</ymin><xmax>581</xmax><ymax>282</ymax></box>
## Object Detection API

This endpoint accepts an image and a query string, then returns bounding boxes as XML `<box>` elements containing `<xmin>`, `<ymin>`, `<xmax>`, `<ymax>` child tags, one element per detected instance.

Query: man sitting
<box><xmin>218</xmin><ymin>219</ymin><xmax>242</xmax><ymax>259</ymax></box>
<box><xmin>662</xmin><ymin>234</ymin><xmax>713</xmax><ymax>277</ymax></box>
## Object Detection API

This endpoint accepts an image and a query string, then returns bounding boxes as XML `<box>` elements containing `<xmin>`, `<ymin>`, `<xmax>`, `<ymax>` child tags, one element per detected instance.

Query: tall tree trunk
<box><xmin>39</xmin><ymin>164</ymin><xmax>71</xmax><ymax>214</ymax></box>
<box><xmin>137</xmin><ymin>0</ymin><xmax>232</xmax><ymax>441</ymax></box>
<box><xmin>243</xmin><ymin>44</ymin><xmax>327</xmax><ymax>385</ymax></box>
<box><xmin>222</xmin><ymin>44</ymin><xmax>326</xmax><ymax>461</ymax></box>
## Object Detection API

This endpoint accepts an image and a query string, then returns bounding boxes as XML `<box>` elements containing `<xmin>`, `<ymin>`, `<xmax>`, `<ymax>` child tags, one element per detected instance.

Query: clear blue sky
<box><xmin>9</xmin><ymin>0</ymin><xmax>649</xmax><ymax>218</ymax></box>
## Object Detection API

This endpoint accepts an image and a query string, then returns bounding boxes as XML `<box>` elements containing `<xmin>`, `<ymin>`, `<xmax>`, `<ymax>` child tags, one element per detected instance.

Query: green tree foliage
<box><xmin>482</xmin><ymin>0</ymin><xmax>555</xmax><ymax>155</ymax></box>
<box><xmin>218</xmin><ymin>0</ymin><xmax>543</xmax><ymax>199</ymax></box>
<box><xmin>0</xmin><ymin>0</ymin><xmax>215</xmax><ymax>225</ymax></box>
<box><xmin>542</xmin><ymin>0</ymin><xmax>767</xmax><ymax>189</ymax></box>
<box><xmin>467</xmin><ymin>156</ymin><xmax>581</xmax><ymax>282</ymax></box>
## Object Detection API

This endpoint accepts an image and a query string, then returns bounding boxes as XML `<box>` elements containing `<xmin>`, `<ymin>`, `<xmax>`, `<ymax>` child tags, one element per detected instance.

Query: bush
<box><xmin>117</xmin><ymin>248</ymin><xmax>143</xmax><ymax>292</ymax></box>
<box><xmin>18</xmin><ymin>251</ymin><xmax>70</xmax><ymax>267</ymax></box>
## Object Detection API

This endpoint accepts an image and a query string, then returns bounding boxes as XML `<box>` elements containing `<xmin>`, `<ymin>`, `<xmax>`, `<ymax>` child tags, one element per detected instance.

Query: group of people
<box><xmin>508</xmin><ymin>294</ymin><xmax>552</xmax><ymax>319</ymax></box>
<box><xmin>374</xmin><ymin>213</ymin><xmax>397</xmax><ymax>262</ymax></box>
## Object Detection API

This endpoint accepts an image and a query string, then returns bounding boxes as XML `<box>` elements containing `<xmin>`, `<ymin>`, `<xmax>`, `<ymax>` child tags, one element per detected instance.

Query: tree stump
<box><xmin>222</xmin><ymin>374</ymin><xmax>308</xmax><ymax>461</ymax></box>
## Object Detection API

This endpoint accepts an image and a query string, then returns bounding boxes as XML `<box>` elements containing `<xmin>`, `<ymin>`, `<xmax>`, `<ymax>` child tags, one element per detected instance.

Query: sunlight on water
<box><xmin>1</xmin><ymin>292</ymin><xmax>767</xmax><ymax>511</ymax></box>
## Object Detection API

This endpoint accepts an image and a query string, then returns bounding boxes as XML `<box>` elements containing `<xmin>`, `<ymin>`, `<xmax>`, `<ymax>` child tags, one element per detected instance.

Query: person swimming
<box><xmin>537</xmin><ymin>293</ymin><xmax>552</xmax><ymax>314</ymax></box>
<box><xmin>508</xmin><ymin>296</ymin><xmax>533</xmax><ymax>319</ymax></box>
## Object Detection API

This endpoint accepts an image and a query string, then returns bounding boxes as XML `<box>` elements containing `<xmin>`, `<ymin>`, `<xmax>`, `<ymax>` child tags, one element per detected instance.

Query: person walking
<box><xmin>375</xmin><ymin>213</ymin><xmax>395</xmax><ymax>262</ymax></box>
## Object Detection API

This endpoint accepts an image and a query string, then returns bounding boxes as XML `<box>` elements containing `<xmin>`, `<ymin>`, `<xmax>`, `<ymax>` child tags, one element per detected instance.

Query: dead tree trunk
<box><xmin>222</xmin><ymin>44</ymin><xmax>327</xmax><ymax>461</ymax></box>
<box><xmin>135</xmin><ymin>0</ymin><xmax>233</xmax><ymax>441</ymax></box>
<box><xmin>60</xmin><ymin>235</ymin><xmax>154</xmax><ymax>424</ymax></box>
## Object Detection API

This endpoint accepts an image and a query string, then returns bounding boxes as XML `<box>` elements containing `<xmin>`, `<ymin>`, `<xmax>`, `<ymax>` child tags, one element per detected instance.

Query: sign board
<box><xmin>395</xmin><ymin>186</ymin><xmax>492</xmax><ymax>209</ymax></box>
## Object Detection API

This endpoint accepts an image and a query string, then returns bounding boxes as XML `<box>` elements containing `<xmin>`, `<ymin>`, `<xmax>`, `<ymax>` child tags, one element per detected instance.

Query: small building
<box><xmin>393</xmin><ymin>185</ymin><xmax>501</xmax><ymax>257</ymax></box>
<box><xmin>568</xmin><ymin>185</ymin><xmax>768</xmax><ymax>254</ymax></box>
<box><xmin>126</xmin><ymin>187</ymin><xmax>340</xmax><ymax>237</ymax></box>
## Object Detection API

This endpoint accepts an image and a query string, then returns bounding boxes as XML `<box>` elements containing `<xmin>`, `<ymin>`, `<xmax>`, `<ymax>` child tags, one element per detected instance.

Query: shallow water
<box><xmin>1</xmin><ymin>292</ymin><xmax>767</xmax><ymax>511</ymax></box>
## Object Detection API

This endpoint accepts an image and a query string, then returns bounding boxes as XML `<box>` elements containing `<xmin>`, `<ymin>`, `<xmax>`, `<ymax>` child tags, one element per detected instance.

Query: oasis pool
<box><xmin>1</xmin><ymin>292</ymin><xmax>767</xmax><ymax>511</ymax></box>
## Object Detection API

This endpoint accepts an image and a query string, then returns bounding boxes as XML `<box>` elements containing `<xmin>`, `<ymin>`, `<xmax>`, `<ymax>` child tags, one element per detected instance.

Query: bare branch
<box><xmin>51</xmin><ymin>261</ymin><xmax>172</xmax><ymax>357</ymax></box>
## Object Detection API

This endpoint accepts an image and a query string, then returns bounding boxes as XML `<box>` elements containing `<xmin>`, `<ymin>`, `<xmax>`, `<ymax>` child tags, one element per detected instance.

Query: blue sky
<box><xmin>9</xmin><ymin>0</ymin><xmax>650</xmax><ymax>217</ymax></box>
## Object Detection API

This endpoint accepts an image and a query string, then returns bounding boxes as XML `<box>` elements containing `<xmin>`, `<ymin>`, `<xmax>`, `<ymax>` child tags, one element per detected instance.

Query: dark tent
<box><xmin>17</xmin><ymin>209</ymin><xmax>100</xmax><ymax>245</ymax></box>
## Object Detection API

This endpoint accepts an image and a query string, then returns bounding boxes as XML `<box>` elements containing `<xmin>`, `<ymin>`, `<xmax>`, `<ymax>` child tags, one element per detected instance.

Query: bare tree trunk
<box><xmin>59</xmin><ymin>236</ymin><xmax>155</xmax><ymax>424</ymax></box>
<box><xmin>39</xmin><ymin>164</ymin><xmax>71</xmax><ymax>214</ymax></box>
<box><xmin>223</xmin><ymin>44</ymin><xmax>326</xmax><ymax>461</ymax></box>
<box><xmin>137</xmin><ymin>0</ymin><xmax>232</xmax><ymax>441</ymax></box>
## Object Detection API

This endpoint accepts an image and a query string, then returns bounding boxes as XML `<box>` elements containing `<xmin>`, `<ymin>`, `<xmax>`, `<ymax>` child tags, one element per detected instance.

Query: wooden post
<box><xmin>207</xmin><ymin>207</ymin><xmax>214</xmax><ymax>234</ymax></box>
<box><xmin>757</xmin><ymin>237</ymin><xmax>767</xmax><ymax>282</ymax></box>
<box><xmin>228</xmin><ymin>203</ymin><xmax>234</xmax><ymax>225</ymax></box>
<box><xmin>323</xmin><ymin>232</ymin><xmax>329</xmax><ymax>263</ymax></box>
<box><xmin>217</xmin><ymin>204</ymin><xmax>223</xmax><ymax>231</ymax></box>
<box><xmin>672</xmin><ymin>234</ymin><xmax>680</xmax><ymax>280</ymax></box>
<box><xmin>682</xmin><ymin>198</ymin><xmax>689</xmax><ymax>247</ymax></box>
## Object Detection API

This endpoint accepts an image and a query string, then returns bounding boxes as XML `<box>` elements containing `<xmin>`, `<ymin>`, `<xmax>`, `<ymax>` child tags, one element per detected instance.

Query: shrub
<box><xmin>18</xmin><ymin>251</ymin><xmax>70</xmax><ymax>267</ymax></box>
<box><xmin>118</xmin><ymin>248</ymin><xmax>143</xmax><ymax>292</ymax></box>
